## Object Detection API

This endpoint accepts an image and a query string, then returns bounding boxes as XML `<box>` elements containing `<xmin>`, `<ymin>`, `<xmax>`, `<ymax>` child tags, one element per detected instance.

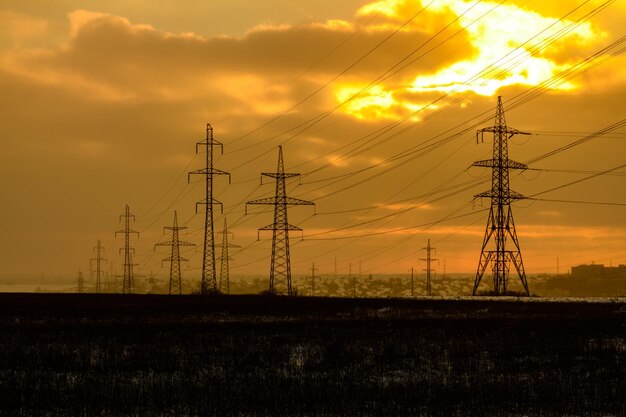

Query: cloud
<box><xmin>0</xmin><ymin>7</ymin><xmax>471</xmax><ymax>107</ymax></box>
<box><xmin>0</xmin><ymin>11</ymin><xmax>49</xmax><ymax>46</ymax></box>
<box><xmin>0</xmin><ymin>1</ymin><xmax>625</xmax><ymax>277</ymax></box>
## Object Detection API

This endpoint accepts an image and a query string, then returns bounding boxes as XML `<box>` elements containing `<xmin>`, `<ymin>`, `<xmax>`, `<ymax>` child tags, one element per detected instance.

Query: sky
<box><xmin>1</xmin><ymin>0</ymin><xmax>626</xmax><ymax>291</ymax></box>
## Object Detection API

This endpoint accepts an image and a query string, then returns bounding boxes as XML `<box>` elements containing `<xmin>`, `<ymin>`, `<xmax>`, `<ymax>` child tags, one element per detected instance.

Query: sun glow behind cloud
<box><xmin>334</xmin><ymin>0</ymin><xmax>602</xmax><ymax>119</ymax></box>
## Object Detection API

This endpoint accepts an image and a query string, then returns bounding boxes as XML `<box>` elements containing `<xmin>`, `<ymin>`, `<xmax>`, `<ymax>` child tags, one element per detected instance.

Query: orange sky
<box><xmin>1</xmin><ymin>0</ymin><xmax>625</xmax><ymax>286</ymax></box>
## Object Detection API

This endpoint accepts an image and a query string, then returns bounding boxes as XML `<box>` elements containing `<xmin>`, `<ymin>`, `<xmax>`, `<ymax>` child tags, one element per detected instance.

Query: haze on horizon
<box><xmin>1</xmin><ymin>0</ymin><xmax>626</xmax><ymax>290</ymax></box>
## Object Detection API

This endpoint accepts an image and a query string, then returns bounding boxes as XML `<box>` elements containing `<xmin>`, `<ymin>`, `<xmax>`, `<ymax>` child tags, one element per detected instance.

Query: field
<box><xmin>0</xmin><ymin>293</ymin><xmax>624</xmax><ymax>416</ymax></box>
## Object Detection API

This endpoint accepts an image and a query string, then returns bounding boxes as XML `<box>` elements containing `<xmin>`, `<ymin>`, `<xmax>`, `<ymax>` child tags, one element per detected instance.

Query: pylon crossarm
<box><xmin>259</xmin><ymin>223</ymin><xmax>303</xmax><ymax>231</ymax></box>
<box><xmin>283</xmin><ymin>197</ymin><xmax>315</xmax><ymax>206</ymax></box>
<box><xmin>247</xmin><ymin>197</ymin><xmax>278</xmax><ymax>205</ymax></box>
<box><xmin>473</xmin><ymin>159</ymin><xmax>495</xmax><ymax>168</ymax></box>
<box><xmin>262</xmin><ymin>172</ymin><xmax>300</xmax><ymax>179</ymax></box>
<box><xmin>506</xmin><ymin>160</ymin><xmax>528</xmax><ymax>170</ymax></box>
<box><xmin>508</xmin><ymin>190</ymin><xmax>526</xmax><ymax>200</ymax></box>
<box><xmin>472</xmin><ymin>160</ymin><xmax>527</xmax><ymax>170</ymax></box>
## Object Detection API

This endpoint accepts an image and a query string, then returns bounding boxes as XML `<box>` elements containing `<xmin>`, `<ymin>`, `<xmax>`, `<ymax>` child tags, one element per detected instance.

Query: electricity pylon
<box><xmin>188</xmin><ymin>123</ymin><xmax>230</xmax><ymax>294</ymax></box>
<box><xmin>309</xmin><ymin>262</ymin><xmax>318</xmax><ymax>296</ymax></box>
<box><xmin>115</xmin><ymin>204</ymin><xmax>139</xmax><ymax>294</ymax></box>
<box><xmin>472</xmin><ymin>96</ymin><xmax>530</xmax><ymax>296</ymax></box>
<box><xmin>420</xmin><ymin>239</ymin><xmax>437</xmax><ymax>296</ymax></box>
<box><xmin>90</xmin><ymin>240</ymin><xmax>107</xmax><ymax>293</ymax></box>
<box><xmin>155</xmin><ymin>211</ymin><xmax>195</xmax><ymax>295</ymax></box>
<box><xmin>217</xmin><ymin>218</ymin><xmax>240</xmax><ymax>294</ymax></box>
<box><xmin>77</xmin><ymin>269</ymin><xmax>84</xmax><ymax>294</ymax></box>
<box><xmin>246</xmin><ymin>146</ymin><xmax>315</xmax><ymax>295</ymax></box>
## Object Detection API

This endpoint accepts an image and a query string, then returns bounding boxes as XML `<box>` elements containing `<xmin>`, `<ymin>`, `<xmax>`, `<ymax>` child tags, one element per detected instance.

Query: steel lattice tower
<box><xmin>309</xmin><ymin>262</ymin><xmax>318</xmax><ymax>296</ymax></box>
<box><xmin>420</xmin><ymin>239</ymin><xmax>437</xmax><ymax>296</ymax></box>
<box><xmin>116</xmin><ymin>204</ymin><xmax>139</xmax><ymax>294</ymax></box>
<box><xmin>246</xmin><ymin>146</ymin><xmax>315</xmax><ymax>295</ymax></box>
<box><xmin>472</xmin><ymin>96</ymin><xmax>530</xmax><ymax>296</ymax></box>
<box><xmin>155</xmin><ymin>211</ymin><xmax>195</xmax><ymax>295</ymax></box>
<box><xmin>90</xmin><ymin>240</ymin><xmax>107</xmax><ymax>293</ymax></box>
<box><xmin>189</xmin><ymin>124</ymin><xmax>230</xmax><ymax>294</ymax></box>
<box><xmin>77</xmin><ymin>269</ymin><xmax>84</xmax><ymax>294</ymax></box>
<box><xmin>217</xmin><ymin>218</ymin><xmax>240</xmax><ymax>294</ymax></box>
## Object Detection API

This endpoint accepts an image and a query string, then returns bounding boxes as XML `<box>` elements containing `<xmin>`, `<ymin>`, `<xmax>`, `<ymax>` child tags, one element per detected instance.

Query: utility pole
<box><xmin>155</xmin><ymin>211</ymin><xmax>195</xmax><ymax>295</ymax></box>
<box><xmin>90</xmin><ymin>240</ymin><xmax>107</xmax><ymax>294</ymax></box>
<box><xmin>420</xmin><ymin>239</ymin><xmax>437</xmax><ymax>296</ymax></box>
<box><xmin>410</xmin><ymin>267</ymin><xmax>415</xmax><ymax>297</ymax></box>
<box><xmin>472</xmin><ymin>96</ymin><xmax>530</xmax><ymax>296</ymax></box>
<box><xmin>77</xmin><ymin>269</ymin><xmax>84</xmax><ymax>294</ymax></box>
<box><xmin>116</xmin><ymin>204</ymin><xmax>139</xmax><ymax>294</ymax></box>
<box><xmin>188</xmin><ymin>123</ymin><xmax>230</xmax><ymax>295</ymax></box>
<box><xmin>309</xmin><ymin>262</ymin><xmax>318</xmax><ymax>296</ymax></box>
<box><xmin>217</xmin><ymin>218</ymin><xmax>240</xmax><ymax>294</ymax></box>
<box><xmin>246</xmin><ymin>146</ymin><xmax>315</xmax><ymax>295</ymax></box>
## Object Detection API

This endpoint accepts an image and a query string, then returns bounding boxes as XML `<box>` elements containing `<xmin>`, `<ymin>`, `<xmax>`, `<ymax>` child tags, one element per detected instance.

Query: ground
<box><xmin>0</xmin><ymin>293</ymin><xmax>624</xmax><ymax>416</ymax></box>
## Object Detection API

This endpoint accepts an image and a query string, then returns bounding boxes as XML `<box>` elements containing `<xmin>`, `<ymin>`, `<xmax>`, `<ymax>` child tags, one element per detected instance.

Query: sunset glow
<box><xmin>0</xmin><ymin>0</ymin><xmax>624</xmax><ymax>284</ymax></box>
<box><xmin>335</xmin><ymin>0</ymin><xmax>602</xmax><ymax>120</ymax></box>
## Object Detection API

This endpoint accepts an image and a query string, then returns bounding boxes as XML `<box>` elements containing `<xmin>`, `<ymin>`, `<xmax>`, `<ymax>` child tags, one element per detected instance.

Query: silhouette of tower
<box><xmin>420</xmin><ymin>239</ymin><xmax>437</xmax><ymax>296</ymax></box>
<box><xmin>472</xmin><ymin>96</ymin><xmax>530</xmax><ymax>296</ymax></box>
<box><xmin>155</xmin><ymin>211</ymin><xmax>195</xmax><ymax>295</ymax></box>
<box><xmin>189</xmin><ymin>124</ymin><xmax>230</xmax><ymax>294</ymax></box>
<box><xmin>409</xmin><ymin>267</ymin><xmax>415</xmax><ymax>297</ymax></box>
<box><xmin>309</xmin><ymin>262</ymin><xmax>318</xmax><ymax>296</ymax></box>
<box><xmin>90</xmin><ymin>240</ymin><xmax>107</xmax><ymax>293</ymax></box>
<box><xmin>77</xmin><ymin>269</ymin><xmax>85</xmax><ymax>294</ymax></box>
<box><xmin>217</xmin><ymin>218</ymin><xmax>240</xmax><ymax>294</ymax></box>
<box><xmin>116</xmin><ymin>204</ymin><xmax>139</xmax><ymax>294</ymax></box>
<box><xmin>246</xmin><ymin>146</ymin><xmax>315</xmax><ymax>295</ymax></box>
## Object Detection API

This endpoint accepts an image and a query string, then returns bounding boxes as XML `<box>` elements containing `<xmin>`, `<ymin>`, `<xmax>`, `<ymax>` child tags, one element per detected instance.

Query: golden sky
<box><xmin>1</xmin><ymin>0</ymin><xmax>626</xmax><ymax>287</ymax></box>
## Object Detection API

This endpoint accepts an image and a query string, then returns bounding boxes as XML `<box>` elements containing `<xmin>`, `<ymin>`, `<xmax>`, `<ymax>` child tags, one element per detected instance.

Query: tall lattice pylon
<box><xmin>155</xmin><ymin>211</ymin><xmax>195</xmax><ymax>295</ymax></box>
<box><xmin>217</xmin><ymin>218</ymin><xmax>240</xmax><ymax>294</ymax></box>
<box><xmin>90</xmin><ymin>240</ymin><xmax>107</xmax><ymax>293</ymax></box>
<box><xmin>420</xmin><ymin>239</ymin><xmax>437</xmax><ymax>296</ymax></box>
<box><xmin>246</xmin><ymin>146</ymin><xmax>315</xmax><ymax>295</ymax></box>
<box><xmin>116</xmin><ymin>204</ymin><xmax>139</xmax><ymax>294</ymax></box>
<box><xmin>472</xmin><ymin>96</ymin><xmax>530</xmax><ymax>296</ymax></box>
<box><xmin>188</xmin><ymin>124</ymin><xmax>230</xmax><ymax>294</ymax></box>
<box><xmin>77</xmin><ymin>269</ymin><xmax>85</xmax><ymax>294</ymax></box>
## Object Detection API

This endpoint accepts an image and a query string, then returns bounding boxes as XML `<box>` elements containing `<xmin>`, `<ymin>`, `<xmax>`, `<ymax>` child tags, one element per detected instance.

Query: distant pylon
<box><xmin>420</xmin><ymin>239</ymin><xmax>437</xmax><ymax>296</ymax></box>
<box><xmin>472</xmin><ymin>96</ymin><xmax>530</xmax><ymax>296</ymax></box>
<box><xmin>77</xmin><ymin>269</ymin><xmax>84</xmax><ymax>294</ymax></box>
<box><xmin>309</xmin><ymin>262</ymin><xmax>318</xmax><ymax>296</ymax></box>
<box><xmin>217</xmin><ymin>218</ymin><xmax>240</xmax><ymax>294</ymax></box>
<box><xmin>246</xmin><ymin>146</ymin><xmax>315</xmax><ymax>295</ymax></box>
<box><xmin>115</xmin><ymin>204</ymin><xmax>139</xmax><ymax>294</ymax></box>
<box><xmin>90</xmin><ymin>240</ymin><xmax>107</xmax><ymax>293</ymax></box>
<box><xmin>188</xmin><ymin>124</ymin><xmax>230</xmax><ymax>294</ymax></box>
<box><xmin>155</xmin><ymin>211</ymin><xmax>195</xmax><ymax>295</ymax></box>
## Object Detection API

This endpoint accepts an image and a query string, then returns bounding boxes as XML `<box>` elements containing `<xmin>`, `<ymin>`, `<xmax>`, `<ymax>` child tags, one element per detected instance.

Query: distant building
<box><xmin>571</xmin><ymin>264</ymin><xmax>626</xmax><ymax>279</ymax></box>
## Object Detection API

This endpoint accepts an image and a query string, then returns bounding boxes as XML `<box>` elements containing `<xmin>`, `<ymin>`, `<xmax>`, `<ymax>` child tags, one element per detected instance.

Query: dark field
<box><xmin>0</xmin><ymin>294</ymin><xmax>624</xmax><ymax>416</ymax></box>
